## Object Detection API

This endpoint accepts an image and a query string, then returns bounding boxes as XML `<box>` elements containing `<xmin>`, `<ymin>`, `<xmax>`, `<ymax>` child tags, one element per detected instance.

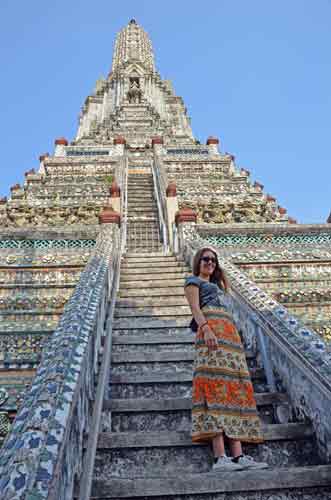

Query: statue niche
<box><xmin>127</xmin><ymin>77</ymin><xmax>142</xmax><ymax>104</ymax></box>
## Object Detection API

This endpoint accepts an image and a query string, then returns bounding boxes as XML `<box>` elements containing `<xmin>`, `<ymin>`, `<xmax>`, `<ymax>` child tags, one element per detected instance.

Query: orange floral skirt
<box><xmin>192</xmin><ymin>306</ymin><xmax>264</xmax><ymax>444</ymax></box>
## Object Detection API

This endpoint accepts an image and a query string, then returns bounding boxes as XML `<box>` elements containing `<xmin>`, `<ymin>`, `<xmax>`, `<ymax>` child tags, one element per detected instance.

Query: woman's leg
<box><xmin>212</xmin><ymin>433</ymin><xmax>226</xmax><ymax>457</ymax></box>
<box><xmin>228</xmin><ymin>438</ymin><xmax>243</xmax><ymax>458</ymax></box>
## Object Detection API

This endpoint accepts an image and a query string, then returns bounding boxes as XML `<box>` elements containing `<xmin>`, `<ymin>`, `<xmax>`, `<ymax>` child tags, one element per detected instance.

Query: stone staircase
<box><xmin>90</xmin><ymin>253</ymin><xmax>331</xmax><ymax>499</ymax></box>
<box><xmin>126</xmin><ymin>172</ymin><xmax>162</xmax><ymax>252</ymax></box>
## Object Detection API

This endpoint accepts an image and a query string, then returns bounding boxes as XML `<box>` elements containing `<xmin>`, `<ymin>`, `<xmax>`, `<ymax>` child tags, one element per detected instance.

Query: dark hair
<box><xmin>192</xmin><ymin>247</ymin><xmax>230</xmax><ymax>292</ymax></box>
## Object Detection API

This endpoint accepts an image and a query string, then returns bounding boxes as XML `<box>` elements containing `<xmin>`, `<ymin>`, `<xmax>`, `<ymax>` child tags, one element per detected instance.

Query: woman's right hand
<box><xmin>202</xmin><ymin>325</ymin><xmax>218</xmax><ymax>351</ymax></box>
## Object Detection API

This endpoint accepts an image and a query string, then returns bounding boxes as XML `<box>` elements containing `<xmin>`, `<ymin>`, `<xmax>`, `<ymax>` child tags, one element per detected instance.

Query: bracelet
<box><xmin>199</xmin><ymin>321</ymin><xmax>208</xmax><ymax>330</ymax></box>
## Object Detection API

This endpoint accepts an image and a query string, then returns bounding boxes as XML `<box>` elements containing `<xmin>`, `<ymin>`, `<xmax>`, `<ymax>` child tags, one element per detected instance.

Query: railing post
<box><xmin>166</xmin><ymin>181</ymin><xmax>178</xmax><ymax>250</ymax></box>
<box><xmin>254</xmin><ymin>320</ymin><xmax>277</xmax><ymax>392</ymax></box>
<box><xmin>78</xmin><ymin>215</ymin><xmax>122</xmax><ymax>500</ymax></box>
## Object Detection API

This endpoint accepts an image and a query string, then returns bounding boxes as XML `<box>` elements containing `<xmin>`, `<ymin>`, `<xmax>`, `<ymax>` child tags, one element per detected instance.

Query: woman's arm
<box><xmin>184</xmin><ymin>285</ymin><xmax>217</xmax><ymax>350</ymax></box>
<box><xmin>184</xmin><ymin>285</ymin><xmax>207</xmax><ymax>328</ymax></box>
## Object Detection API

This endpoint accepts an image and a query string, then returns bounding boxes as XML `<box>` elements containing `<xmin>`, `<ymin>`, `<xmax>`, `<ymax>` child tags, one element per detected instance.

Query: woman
<box><xmin>184</xmin><ymin>247</ymin><xmax>268</xmax><ymax>471</ymax></box>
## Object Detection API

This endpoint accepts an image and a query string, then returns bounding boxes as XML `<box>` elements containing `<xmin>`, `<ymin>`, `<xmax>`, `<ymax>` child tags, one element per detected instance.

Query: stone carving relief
<box><xmin>179</xmin><ymin>200</ymin><xmax>281</xmax><ymax>224</ymax></box>
<box><xmin>0</xmin><ymin>205</ymin><xmax>100</xmax><ymax>228</ymax></box>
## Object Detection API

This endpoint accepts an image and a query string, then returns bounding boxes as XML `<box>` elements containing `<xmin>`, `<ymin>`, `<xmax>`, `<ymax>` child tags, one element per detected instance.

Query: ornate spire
<box><xmin>112</xmin><ymin>19</ymin><xmax>155</xmax><ymax>73</ymax></box>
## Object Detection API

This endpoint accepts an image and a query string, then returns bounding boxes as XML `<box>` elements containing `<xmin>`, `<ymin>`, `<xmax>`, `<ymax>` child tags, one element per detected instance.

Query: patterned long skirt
<box><xmin>192</xmin><ymin>306</ymin><xmax>264</xmax><ymax>444</ymax></box>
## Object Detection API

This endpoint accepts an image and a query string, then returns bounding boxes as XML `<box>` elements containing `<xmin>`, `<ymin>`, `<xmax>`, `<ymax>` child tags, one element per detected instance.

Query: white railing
<box><xmin>119</xmin><ymin>154</ymin><xmax>128</xmax><ymax>255</ymax></box>
<box><xmin>152</xmin><ymin>155</ymin><xmax>169</xmax><ymax>253</ymax></box>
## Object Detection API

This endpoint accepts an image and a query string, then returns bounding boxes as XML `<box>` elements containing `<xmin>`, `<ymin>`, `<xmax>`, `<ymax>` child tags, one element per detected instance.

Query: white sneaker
<box><xmin>236</xmin><ymin>454</ymin><xmax>269</xmax><ymax>470</ymax></box>
<box><xmin>212</xmin><ymin>456</ymin><xmax>244</xmax><ymax>472</ymax></box>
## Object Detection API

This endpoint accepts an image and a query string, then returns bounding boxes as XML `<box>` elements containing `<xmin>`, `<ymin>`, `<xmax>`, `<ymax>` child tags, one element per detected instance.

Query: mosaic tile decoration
<box><xmin>0</xmin><ymin>240</ymin><xmax>96</xmax><ymax>250</ymax></box>
<box><xmin>204</xmin><ymin>232</ymin><xmax>331</xmax><ymax>247</ymax></box>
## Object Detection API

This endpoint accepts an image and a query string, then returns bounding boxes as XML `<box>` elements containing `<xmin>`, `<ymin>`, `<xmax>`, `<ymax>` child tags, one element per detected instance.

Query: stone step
<box><xmin>127</xmin><ymin>180</ymin><xmax>153</xmax><ymax>184</ymax></box>
<box><xmin>127</xmin><ymin>222</ymin><xmax>159</xmax><ymax>227</ymax></box>
<box><xmin>127</xmin><ymin>210</ymin><xmax>158</xmax><ymax>215</ymax></box>
<box><xmin>120</xmin><ymin>266</ymin><xmax>188</xmax><ymax>275</ymax></box>
<box><xmin>127</xmin><ymin>195</ymin><xmax>155</xmax><ymax>200</ymax></box>
<box><xmin>113</xmin><ymin>317</ymin><xmax>191</xmax><ymax>330</ymax></box>
<box><xmin>126</xmin><ymin>235</ymin><xmax>161</xmax><ymax>241</ymax></box>
<box><xmin>127</xmin><ymin>199</ymin><xmax>155</xmax><ymax>203</ymax></box>
<box><xmin>121</xmin><ymin>259</ymin><xmax>183</xmax><ymax>268</ymax></box>
<box><xmin>111</xmin><ymin>347</ymin><xmax>255</xmax><ymax>363</ymax></box>
<box><xmin>91</xmin><ymin>465</ymin><xmax>331</xmax><ymax>498</ymax></box>
<box><xmin>125</xmin><ymin>240</ymin><xmax>162</xmax><ymax>245</ymax></box>
<box><xmin>127</xmin><ymin>207</ymin><xmax>158</xmax><ymax>212</ymax></box>
<box><xmin>105</xmin><ymin>393</ymin><xmax>288</xmax><ymax>412</ymax></box>
<box><xmin>119</xmin><ymin>279</ymin><xmax>186</xmax><ymax>289</ymax></box>
<box><xmin>94</xmin><ymin>429</ymin><xmax>318</xmax><ymax>478</ymax></box>
<box><xmin>98</xmin><ymin>425</ymin><xmax>313</xmax><ymax>450</ymax></box>
<box><xmin>114</xmin><ymin>305</ymin><xmax>192</xmax><ymax>318</ymax></box>
<box><xmin>110</xmin><ymin>368</ymin><xmax>265</xmax><ymax>385</ymax></box>
<box><xmin>126</xmin><ymin>233</ymin><xmax>161</xmax><ymax>238</ymax></box>
<box><xmin>111</xmin><ymin>376</ymin><xmax>268</xmax><ymax>399</ymax></box>
<box><xmin>125</xmin><ymin>247</ymin><xmax>164</xmax><ymax>253</ymax></box>
<box><xmin>126</xmin><ymin>239</ymin><xmax>162</xmax><ymax>245</ymax></box>
<box><xmin>117</xmin><ymin>287</ymin><xmax>184</xmax><ymax>298</ymax></box>
<box><xmin>127</xmin><ymin>217</ymin><xmax>158</xmax><ymax>222</ymax></box>
<box><xmin>125</xmin><ymin>242</ymin><xmax>162</xmax><ymax>247</ymax></box>
<box><xmin>124</xmin><ymin>253</ymin><xmax>173</xmax><ymax>259</ymax></box>
<box><xmin>115</xmin><ymin>296</ymin><xmax>189</xmax><ymax>307</ymax></box>
<box><xmin>125</xmin><ymin>248</ymin><xmax>164</xmax><ymax>254</ymax></box>
<box><xmin>127</xmin><ymin>181</ymin><xmax>154</xmax><ymax>185</ymax></box>
<box><xmin>127</xmin><ymin>219</ymin><xmax>158</xmax><ymax>224</ymax></box>
<box><xmin>127</xmin><ymin>203</ymin><xmax>156</xmax><ymax>208</ymax></box>
<box><xmin>127</xmin><ymin>215</ymin><xmax>158</xmax><ymax>220</ymax></box>
<box><xmin>126</xmin><ymin>227</ymin><xmax>160</xmax><ymax>233</ymax></box>
<box><xmin>112</xmin><ymin>331</ymin><xmax>193</xmax><ymax>343</ymax></box>
<box><xmin>107</xmin><ymin>401</ymin><xmax>275</xmax><ymax>433</ymax></box>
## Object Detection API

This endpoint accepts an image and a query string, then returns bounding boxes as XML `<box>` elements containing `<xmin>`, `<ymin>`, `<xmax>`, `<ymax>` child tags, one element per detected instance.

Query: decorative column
<box><xmin>206</xmin><ymin>136</ymin><xmax>220</xmax><ymax>155</ymax></box>
<box><xmin>151</xmin><ymin>136</ymin><xmax>164</xmax><ymax>154</ymax></box>
<box><xmin>166</xmin><ymin>181</ymin><xmax>178</xmax><ymax>248</ymax></box>
<box><xmin>39</xmin><ymin>153</ymin><xmax>49</xmax><ymax>175</ymax></box>
<box><xmin>54</xmin><ymin>137</ymin><xmax>68</xmax><ymax>157</ymax></box>
<box><xmin>110</xmin><ymin>181</ymin><xmax>121</xmax><ymax>214</ymax></box>
<box><xmin>175</xmin><ymin>207</ymin><xmax>198</xmax><ymax>255</ymax></box>
<box><xmin>99</xmin><ymin>206</ymin><xmax>121</xmax><ymax>226</ymax></box>
<box><xmin>113</xmin><ymin>136</ymin><xmax>126</xmax><ymax>155</ymax></box>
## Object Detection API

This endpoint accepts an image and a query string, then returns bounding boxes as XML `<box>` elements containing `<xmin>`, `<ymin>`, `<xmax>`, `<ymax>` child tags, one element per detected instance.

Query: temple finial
<box><xmin>112</xmin><ymin>19</ymin><xmax>155</xmax><ymax>73</ymax></box>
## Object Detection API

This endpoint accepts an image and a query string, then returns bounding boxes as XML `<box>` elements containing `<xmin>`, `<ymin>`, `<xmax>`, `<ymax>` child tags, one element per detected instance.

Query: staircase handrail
<box><xmin>152</xmin><ymin>155</ymin><xmax>169</xmax><ymax>252</ymax></box>
<box><xmin>120</xmin><ymin>153</ymin><xmax>128</xmax><ymax>254</ymax></box>
<box><xmin>179</xmin><ymin>224</ymin><xmax>331</xmax><ymax>461</ymax></box>
<box><xmin>0</xmin><ymin>224</ymin><xmax>121</xmax><ymax>500</ymax></box>
<box><xmin>77</xmin><ymin>225</ymin><xmax>123</xmax><ymax>500</ymax></box>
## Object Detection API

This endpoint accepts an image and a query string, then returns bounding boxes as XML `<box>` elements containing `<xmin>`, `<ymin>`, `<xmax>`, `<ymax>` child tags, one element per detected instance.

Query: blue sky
<box><xmin>1</xmin><ymin>0</ymin><xmax>330</xmax><ymax>223</ymax></box>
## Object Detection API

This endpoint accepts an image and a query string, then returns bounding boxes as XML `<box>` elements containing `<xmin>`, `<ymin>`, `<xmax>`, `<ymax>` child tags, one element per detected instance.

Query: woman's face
<box><xmin>199</xmin><ymin>250</ymin><xmax>217</xmax><ymax>277</ymax></box>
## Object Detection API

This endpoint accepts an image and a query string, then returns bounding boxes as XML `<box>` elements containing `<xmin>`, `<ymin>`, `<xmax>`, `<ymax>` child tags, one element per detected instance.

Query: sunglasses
<box><xmin>201</xmin><ymin>256</ymin><xmax>216</xmax><ymax>264</ymax></box>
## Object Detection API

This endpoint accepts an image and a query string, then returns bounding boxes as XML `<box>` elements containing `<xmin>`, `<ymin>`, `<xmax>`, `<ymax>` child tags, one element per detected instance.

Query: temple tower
<box><xmin>0</xmin><ymin>19</ymin><xmax>331</xmax><ymax>500</ymax></box>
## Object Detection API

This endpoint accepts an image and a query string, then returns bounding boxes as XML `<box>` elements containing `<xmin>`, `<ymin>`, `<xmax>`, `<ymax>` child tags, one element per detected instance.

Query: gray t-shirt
<box><xmin>184</xmin><ymin>275</ymin><xmax>229</xmax><ymax>331</ymax></box>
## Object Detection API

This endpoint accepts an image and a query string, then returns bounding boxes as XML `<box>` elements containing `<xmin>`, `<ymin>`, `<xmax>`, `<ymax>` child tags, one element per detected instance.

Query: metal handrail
<box><xmin>152</xmin><ymin>155</ymin><xmax>169</xmax><ymax>253</ymax></box>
